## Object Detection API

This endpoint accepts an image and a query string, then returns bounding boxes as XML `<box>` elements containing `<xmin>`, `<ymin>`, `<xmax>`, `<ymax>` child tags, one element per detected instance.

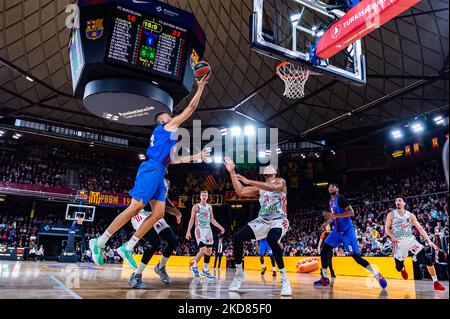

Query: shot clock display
<box><xmin>106</xmin><ymin>5</ymin><xmax>188</xmax><ymax>80</ymax></box>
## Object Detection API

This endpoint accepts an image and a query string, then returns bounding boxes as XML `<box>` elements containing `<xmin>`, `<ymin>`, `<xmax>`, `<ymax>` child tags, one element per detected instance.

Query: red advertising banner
<box><xmin>225</xmin><ymin>191</ymin><xmax>258</xmax><ymax>202</ymax></box>
<box><xmin>316</xmin><ymin>0</ymin><xmax>420</xmax><ymax>59</ymax></box>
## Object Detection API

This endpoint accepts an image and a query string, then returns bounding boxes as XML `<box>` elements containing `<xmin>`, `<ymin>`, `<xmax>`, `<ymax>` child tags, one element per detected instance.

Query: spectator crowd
<box><xmin>1</xmin><ymin>140</ymin><xmax>448</xmax><ymax>282</ymax></box>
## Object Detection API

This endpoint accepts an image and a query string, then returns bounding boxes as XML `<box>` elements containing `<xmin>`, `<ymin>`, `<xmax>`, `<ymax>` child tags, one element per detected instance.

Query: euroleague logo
<box><xmin>331</xmin><ymin>24</ymin><xmax>342</xmax><ymax>39</ymax></box>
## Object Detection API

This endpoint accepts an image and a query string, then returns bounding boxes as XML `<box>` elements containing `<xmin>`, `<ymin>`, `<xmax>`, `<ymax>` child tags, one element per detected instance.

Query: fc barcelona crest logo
<box><xmin>86</xmin><ymin>19</ymin><xmax>104</xmax><ymax>40</ymax></box>
<box><xmin>190</xmin><ymin>49</ymin><xmax>199</xmax><ymax>70</ymax></box>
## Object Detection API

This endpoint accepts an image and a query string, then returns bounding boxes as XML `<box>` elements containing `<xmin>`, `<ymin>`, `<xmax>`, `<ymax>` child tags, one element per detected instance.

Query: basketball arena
<box><xmin>0</xmin><ymin>0</ymin><xmax>449</xmax><ymax>304</ymax></box>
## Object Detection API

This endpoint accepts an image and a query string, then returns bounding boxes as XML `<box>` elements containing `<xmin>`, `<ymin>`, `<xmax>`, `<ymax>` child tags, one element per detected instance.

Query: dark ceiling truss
<box><xmin>395</xmin><ymin>7</ymin><xmax>448</xmax><ymax>20</ymax></box>
<box><xmin>301</xmin><ymin>63</ymin><xmax>449</xmax><ymax>137</ymax></box>
<box><xmin>333</xmin><ymin>104</ymin><xmax>449</xmax><ymax>149</ymax></box>
<box><xmin>0</xmin><ymin>0</ymin><xmax>448</xmax><ymax>147</ymax></box>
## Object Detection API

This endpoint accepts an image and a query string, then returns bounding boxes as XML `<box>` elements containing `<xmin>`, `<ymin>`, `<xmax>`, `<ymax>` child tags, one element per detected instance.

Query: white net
<box><xmin>276</xmin><ymin>62</ymin><xmax>311</xmax><ymax>99</ymax></box>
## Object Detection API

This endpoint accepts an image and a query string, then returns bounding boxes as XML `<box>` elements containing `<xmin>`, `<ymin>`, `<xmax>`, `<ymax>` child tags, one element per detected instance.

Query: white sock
<box><xmin>97</xmin><ymin>230</ymin><xmax>111</xmax><ymax>247</ymax></box>
<box><xmin>160</xmin><ymin>256</ymin><xmax>169</xmax><ymax>268</ymax></box>
<box><xmin>136</xmin><ymin>262</ymin><xmax>146</xmax><ymax>275</ymax></box>
<box><xmin>279</xmin><ymin>268</ymin><xmax>287</xmax><ymax>280</ymax></box>
<box><xmin>272</xmin><ymin>267</ymin><xmax>276</xmax><ymax>271</ymax></box>
<box><xmin>203</xmin><ymin>263</ymin><xmax>209</xmax><ymax>271</ymax></box>
<box><xmin>366</xmin><ymin>265</ymin><xmax>379</xmax><ymax>277</ymax></box>
<box><xmin>321</xmin><ymin>268</ymin><xmax>329</xmax><ymax>278</ymax></box>
<box><xmin>431</xmin><ymin>275</ymin><xmax>438</xmax><ymax>282</ymax></box>
<box><xmin>235</xmin><ymin>263</ymin><xmax>243</xmax><ymax>274</ymax></box>
<box><xmin>125</xmin><ymin>235</ymin><xmax>139</xmax><ymax>251</ymax></box>
<box><xmin>193</xmin><ymin>261</ymin><xmax>198</xmax><ymax>268</ymax></box>
<box><xmin>261</xmin><ymin>264</ymin><xmax>266</xmax><ymax>269</ymax></box>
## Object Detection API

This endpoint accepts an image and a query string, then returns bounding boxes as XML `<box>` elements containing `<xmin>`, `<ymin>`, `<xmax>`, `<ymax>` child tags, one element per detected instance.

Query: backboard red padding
<box><xmin>316</xmin><ymin>0</ymin><xmax>421</xmax><ymax>59</ymax></box>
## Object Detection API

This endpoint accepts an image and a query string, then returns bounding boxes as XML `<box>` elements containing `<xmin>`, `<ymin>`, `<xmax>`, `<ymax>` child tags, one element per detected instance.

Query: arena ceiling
<box><xmin>0</xmin><ymin>0</ymin><xmax>448</xmax><ymax>146</ymax></box>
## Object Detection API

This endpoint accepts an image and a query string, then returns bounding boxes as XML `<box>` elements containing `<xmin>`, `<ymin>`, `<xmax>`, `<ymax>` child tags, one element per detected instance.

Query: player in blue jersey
<box><xmin>89</xmin><ymin>75</ymin><xmax>210</xmax><ymax>268</ymax></box>
<box><xmin>259</xmin><ymin>238</ymin><xmax>276</xmax><ymax>276</ymax></box>
<box><xmin>313</xmin><ymin>183</ymin><xmax>387</xmax><ymax>289</ymax></box>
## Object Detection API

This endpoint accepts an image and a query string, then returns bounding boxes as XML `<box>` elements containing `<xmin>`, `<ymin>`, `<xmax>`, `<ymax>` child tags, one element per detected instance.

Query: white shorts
<box><xmin>131</xmin><ymin>211</ymin><xmax>169</xmax><ymax>235</ymax></box>
<box><xmin>152</xmin><ymin>219</ymin><xmax>170</xmax><ymax>235</ymax></box>
<box><xmin>394</xmin><ymin>236</ymin><xmax>423</xmax><ymax>261</ymax></box>
<box><xmin>248</xmin><ymin>217</ymin><xmax>289</xmax><ymax>241</ymax></box>
<box><xmin>195</xmin><ymin>227</ymin><xmax>214</xmax><ymax>246</ymax></box>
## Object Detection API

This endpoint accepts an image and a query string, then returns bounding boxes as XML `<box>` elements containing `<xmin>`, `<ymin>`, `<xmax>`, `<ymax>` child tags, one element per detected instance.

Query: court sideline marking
<box><xmin>49</xmin><ymin>274</ymin><xmax>83</xmax><ymax>299</ymax></box>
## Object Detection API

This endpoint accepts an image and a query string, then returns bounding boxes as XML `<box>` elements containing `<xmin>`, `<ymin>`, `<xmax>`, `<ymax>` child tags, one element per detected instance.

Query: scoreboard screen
<box><xmin>106</xmin><ymin>5</ymin><xmax>188</xmax><ymax>81</ymax></box>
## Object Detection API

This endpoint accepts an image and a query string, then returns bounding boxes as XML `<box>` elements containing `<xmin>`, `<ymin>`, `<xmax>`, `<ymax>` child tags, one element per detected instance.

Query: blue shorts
<box><xmin>129</xmin><ymin>160</ymin><xmax>166</xmax><ymax>204</ymax></box>
<box><xmin>259</xmin><ymin>239</ymin><xmax>272</xmax><ymax>256</ymax></box>
<box><xmin>324</xmin><ymin>227</ymin><xmax>360</xmax><ymax>255</ymax></box>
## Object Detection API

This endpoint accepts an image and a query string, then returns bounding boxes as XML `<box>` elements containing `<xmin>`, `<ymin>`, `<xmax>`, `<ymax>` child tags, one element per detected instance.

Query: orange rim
<box><xmin>276</xmin><ymin>61</ymin><xmax>311</xmax><ymax>80</ymax></box>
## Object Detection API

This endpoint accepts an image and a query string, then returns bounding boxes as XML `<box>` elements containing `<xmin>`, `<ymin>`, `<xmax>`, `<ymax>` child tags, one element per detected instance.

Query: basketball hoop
<box><xmin>276</xmin><ymin>62</ymin><xmax>311</xmax><ymax>99</ymax></box>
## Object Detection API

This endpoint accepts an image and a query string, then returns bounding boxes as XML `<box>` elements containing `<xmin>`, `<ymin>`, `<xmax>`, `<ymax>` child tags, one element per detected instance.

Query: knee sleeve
<box><xmin>320</xmin><ymin>244</ymin><xmax>333</xmax><ymax>269</ymax></box>
<box><xmin>269</xmin><ymin>255</ymin><xmax>276</xmax><ymax>267</ymax></box>
<box><xmin>204</xmin><ymin>254</ymin><xmax>211</xmax><ymax>264</ymax></box>
<box><xmin>416</xmin><ymin>249</ymin><xmax>433</xmax><ymax>266</ymax></box>
<box><xmin>259</xmin><ymin>255</ymin><xmax>265</xmax><ymax>264</ymax></box>
<box><xmin>395</xmin><ymin>258</ymin><xmax>404</xmax><ymax>272</ymax></box>
<box><xmin>160</xmin><ymin>228</ymin><xmax>176</xmax><ymax>258</ymax></box>
<box><xmin>352</xmin><ymin>254</ymin><xmax>370</xmax><ymax>268</ymax></box>
<box><xmin>141</xmin><ymin>245</ymin><xmax>158</xmax><ymax>265</ymax></box>
<box><xmin>267</xmin><ymin>229</ymin><xmax>284</xmax><ymax>269</ymax></box>
<box><xmin>233</xmin><ymin>225</ymin><xmax>256</xmax><ymax>265</ymax></box>
<box><xmin>234</xmin><ymin>225</ymin><xmax>255</xmax><ymax>243</ymax></box>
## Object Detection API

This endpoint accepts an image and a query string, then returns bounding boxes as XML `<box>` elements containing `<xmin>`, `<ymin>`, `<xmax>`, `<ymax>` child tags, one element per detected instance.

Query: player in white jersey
<box><xmin>224</xmin><ymin>156</ymin><xmax>291</xmax><ymax>296</ymax></box>
<box><xmin>385</xmin><ymin>197</ymin><xmax>446</xmax><ymax>291</ymax></box>
<box><xmin>128</xmin><ymin>176</ymin><xmax>181</xmax><ymax>288</ymax></box>
<box><xmin>186</xmin><ymin>190</ymin><xmax>225</xmax><ymax>279</ymax></box>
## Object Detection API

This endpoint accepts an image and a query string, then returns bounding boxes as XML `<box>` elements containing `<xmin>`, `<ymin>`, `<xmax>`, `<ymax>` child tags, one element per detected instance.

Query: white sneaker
<box><xmin>229</xmin><ymin>271</ymin><xmax>247</xmax><ymax>291</ymax></box>
<box><xmin>281</xmin><ymin>279</ymin><xmax>292</xmax><ymax>296</ymax></box>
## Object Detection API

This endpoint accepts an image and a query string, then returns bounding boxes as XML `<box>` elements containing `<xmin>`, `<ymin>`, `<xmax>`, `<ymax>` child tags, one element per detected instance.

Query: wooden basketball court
<box><xmin>0</xmin><ymin>260</ymin><xmax>447</xmax><ymax>299</ymax></box>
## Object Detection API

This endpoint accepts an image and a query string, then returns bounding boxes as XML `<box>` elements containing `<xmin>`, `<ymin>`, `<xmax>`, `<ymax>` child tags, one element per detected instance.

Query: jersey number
<box><xmin>150</xmin><ymin>134</ymin><xmax>155</xmax><ymax>147</ymax></box>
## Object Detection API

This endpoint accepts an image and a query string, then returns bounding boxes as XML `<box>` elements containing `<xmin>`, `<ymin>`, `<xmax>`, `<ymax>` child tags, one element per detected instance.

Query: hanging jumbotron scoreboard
<box><xmin>69</xmin><ymin>0</ymin><xmax>206</xmax><ymax>125</ymax></box>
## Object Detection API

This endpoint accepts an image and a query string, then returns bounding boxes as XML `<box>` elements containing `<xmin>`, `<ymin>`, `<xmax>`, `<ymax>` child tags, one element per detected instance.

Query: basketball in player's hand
<box><xmin>194</xmin><ymin>61</ymin><xmax>211</xmax><ymax>79</ymax></box>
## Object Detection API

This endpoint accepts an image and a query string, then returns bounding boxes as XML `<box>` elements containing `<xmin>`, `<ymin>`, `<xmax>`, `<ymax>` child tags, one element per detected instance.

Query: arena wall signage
<box><xmin>191</xmin><ymin>194</ymin><xmax>223</xmax><ymax>206</ymax></box>
<box><xmin>0</xmin><ymin>246</ymin><xmax>24</xmax><ymax>261</ymax></box>
<box><xmin>38</xmin><ymin>224</ymin><xmax>83</xmax><ymax>237</ymax></box>
<box><xmin>84</xmin><ymin>191</ymin><xmax>132</xmax><ymax>207</ymax></box>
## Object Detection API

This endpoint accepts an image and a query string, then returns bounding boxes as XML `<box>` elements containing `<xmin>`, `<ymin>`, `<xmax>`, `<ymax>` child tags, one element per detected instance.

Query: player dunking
<box><xmin>89</xmin><ymin>75</ymin><xmax>209</xmax><ymax>267</ymax></box>
<box><xmin>186</xmin><ymin>190</ymin><xmax>225</xmax><ymax>279</ymax></box>
<box><xmin>314</xmin><ymin>183</ymin><xmax>387</xmax><ymax>288</ymax></box>
<box><xmin>385</xmin><ymin>197</ymin><xmax>446</xmax><ymax>291</ymax></box>
<box><xmin>259</xmin><ymin>238</ymin><xmax>277</xmax><ymax>276</ymax></box>
<box><xmin>224</xmin><ymin>156</ymin><xmax>291</xmax><ymax>296</ymax></box>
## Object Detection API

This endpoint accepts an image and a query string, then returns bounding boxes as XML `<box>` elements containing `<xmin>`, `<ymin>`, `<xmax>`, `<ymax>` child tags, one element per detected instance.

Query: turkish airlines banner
<box><xmin>316</xmin><ymin>0</ymin><xmax>420</xmax><ymax>59</ymax></box>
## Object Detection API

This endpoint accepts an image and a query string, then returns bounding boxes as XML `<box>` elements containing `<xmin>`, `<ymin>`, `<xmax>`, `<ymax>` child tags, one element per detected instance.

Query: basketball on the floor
<box><xmin>194</xmin><ymin>61</ymin><xmax>211</xmax><ymax>79</ymax></box>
